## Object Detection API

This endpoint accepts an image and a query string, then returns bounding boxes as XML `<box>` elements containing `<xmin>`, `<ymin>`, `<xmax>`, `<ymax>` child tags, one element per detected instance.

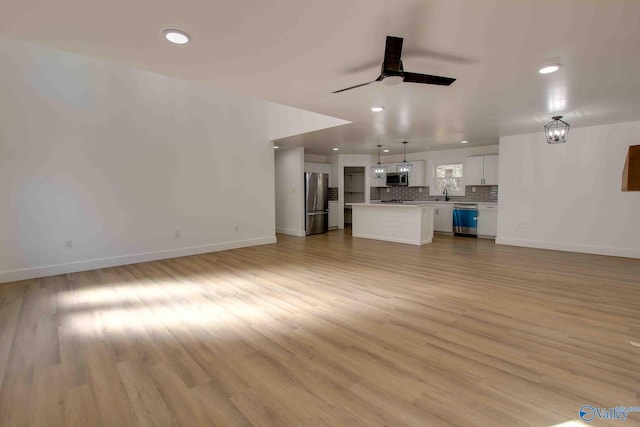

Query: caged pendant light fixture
<box><xmin>396</xmin><ymin>141</ymin><xmax>413</xmax><ymax>176</ymax></box>
<box><xmin>372</xmin><ymin>145</ymin><xmax>387</xmax><ymax>179</ymax></box>
<box><xmin>544</xmin><ymin>116</ymin><xmax>570</xmax><ymax>144</ymax></box>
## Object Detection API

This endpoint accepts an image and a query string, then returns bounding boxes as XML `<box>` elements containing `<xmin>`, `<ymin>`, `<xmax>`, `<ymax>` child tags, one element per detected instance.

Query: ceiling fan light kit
<box><xmin>382</xmin><ymin>76</ymin><xmax>403</xmax><ymax>86</ymax></box>
<box><xmin>332</xmin><ymin>36</ymin><xmax>456</xmax><ymax>93</ymax></box>
<box><xmin>396</xmin><ymin>141</ymin><xmax>413</xmax><ymax>176</ymax></box>
<box><xmin>372</xmin><ymin>145</ymin><xmax>387</xmax><ymax>179</ymax></box>
<box><xmin>544</xmin><ymin>116</ymin><xmax>570</xmax><ymax>144</ymax></box>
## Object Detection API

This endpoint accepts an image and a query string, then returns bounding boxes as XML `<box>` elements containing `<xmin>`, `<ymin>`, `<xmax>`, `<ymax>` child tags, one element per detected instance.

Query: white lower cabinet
<box><xmin>433</xmin><ymin>204</ymin><xmax>453</xmax><ymax>233</ymax></box>
<box><xmin>477</xmin><ymin>204</ymin><xmax>497</xmax><ymax>237</ymax></box>
<box><xmin>328</xmin><ymin>201</ymin><xmax>339</xmax><ymax>229</ymax></box>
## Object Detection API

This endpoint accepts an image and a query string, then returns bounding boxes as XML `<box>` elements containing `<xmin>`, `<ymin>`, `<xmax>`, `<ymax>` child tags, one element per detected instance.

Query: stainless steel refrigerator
<box><xmin>305</xmin><ymin>172</ymin><xmax>329</xmax><ymax>235</ymax></box>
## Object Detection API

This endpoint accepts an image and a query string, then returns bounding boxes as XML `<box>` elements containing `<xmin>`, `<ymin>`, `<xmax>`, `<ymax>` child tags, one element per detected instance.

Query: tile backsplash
<box><xmin>370</xmin><ymin>185</ymin><xmax>498</xmax><ymax>203</ymax></box>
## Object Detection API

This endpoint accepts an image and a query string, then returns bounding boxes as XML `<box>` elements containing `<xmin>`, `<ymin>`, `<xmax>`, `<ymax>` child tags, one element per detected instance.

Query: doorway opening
<box><xmin>343</xmin><ymin>166</ymin><xmax>365</xmax><ymax>225</ymax></box>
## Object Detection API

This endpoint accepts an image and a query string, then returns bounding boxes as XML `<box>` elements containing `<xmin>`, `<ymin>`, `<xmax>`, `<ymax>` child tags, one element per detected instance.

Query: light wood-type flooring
<box><xmin>1</xmin><ymin>231</ymin><xmax>639</xmax><ymax>426</ymax></box>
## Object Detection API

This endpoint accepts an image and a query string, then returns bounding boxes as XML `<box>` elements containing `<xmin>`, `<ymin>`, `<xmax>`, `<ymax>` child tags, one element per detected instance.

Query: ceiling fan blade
<box><xmin>383</xmin><ymin>36</ymin><xmax>403</xmax><ymax>72</ymax></box>
<box><xmin>332</xmin><ymin>79</ymin><xmax>379</xmax><ymax>94</ymax></box>
<box><xmin>402</xmin><ymin>71</ymin><xmax>456</xmax><ymax>86</ymax></box>
<box><xmin>403</xmin><ymin>48</ymin><xmax>475</xmax><ymax>65</ymax></box>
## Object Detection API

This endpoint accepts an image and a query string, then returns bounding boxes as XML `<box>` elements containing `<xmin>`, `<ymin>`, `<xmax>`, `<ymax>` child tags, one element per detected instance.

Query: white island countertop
<box><xmin>351</xmin><ymin>203</ymin><xmax>434</xmax><ymax>245</ymax></box>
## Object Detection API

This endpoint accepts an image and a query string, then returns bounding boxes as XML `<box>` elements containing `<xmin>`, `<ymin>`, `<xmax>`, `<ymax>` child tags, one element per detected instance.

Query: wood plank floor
<box><xmin>1</xmin><ymin>231</ymin><xmax>639</xmax><ymax>426</ymax></box>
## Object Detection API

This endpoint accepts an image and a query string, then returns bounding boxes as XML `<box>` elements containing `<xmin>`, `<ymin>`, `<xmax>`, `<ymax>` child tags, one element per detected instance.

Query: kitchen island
<box><xmin>350</xmin><ymin>203</ymin><xmax>434</xmax><ymax>245</ymax></box>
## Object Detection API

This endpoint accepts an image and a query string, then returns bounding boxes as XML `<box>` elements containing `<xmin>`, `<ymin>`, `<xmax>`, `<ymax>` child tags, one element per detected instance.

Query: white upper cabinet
<box><xmin>482</xmin><ymin>155</ymin><xmax>499</xmax><ymax>185</ymax></box>
<box><xmin>408</xmin><ymin>160</ymin><xmax>426</xmax><ymax>187</ymax></box>
<box><xmin>304</xmin><ymin>162</ymin><xmax>331</xmax><ymax>174</ymax></box>
<box><xmin>330</xmin><ymin>161</ymin><xmax>339</xmax><ymax>188</ymax></box>
<box><xmin>371</xmin><ymin>173</ymin><xmax>387</xmax><ymax>187</ymax></box>
<box><xmin>465</xmin><ymin>156</ymin><xmax>485</xmax><ymax>186</ymax></box>
<box><xmin>305</xmin><ymin>162</ymin><xmax>336</xmax><ymax>186</ymax></box>
<box><xmin>465</xmin><ymin>155</ymin><xmax>499</xmax><ymax>185</ymax></box>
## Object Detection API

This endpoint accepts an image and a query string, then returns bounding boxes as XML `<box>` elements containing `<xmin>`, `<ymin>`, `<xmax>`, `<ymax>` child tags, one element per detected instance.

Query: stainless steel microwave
<box><xmin>386</xmin><ymin>172</ymin><xmax>408</xmax><ymax>186</ymax></box>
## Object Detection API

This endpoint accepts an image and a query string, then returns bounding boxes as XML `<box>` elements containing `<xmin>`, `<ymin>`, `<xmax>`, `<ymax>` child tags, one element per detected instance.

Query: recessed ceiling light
<box><xmin>273</xmin><ymin>146</ymin><xmax>279</xmax><ymax>149</ymax></box>
<box><xmin>371</xmin><ymin>106</ymin><xmax>384</xmax><ymax>112</ymax></box>
<box><xmin>460</xmin><ymin>140</ymin><xmax>469</xmax><ymax>144</ymax></box>
<box><xmin>383</xmin><ymin>149</ymin><xmax>390</xmax><ymax>153</ymax></box>
<box><xmin>164</xmin><ymin>29</ymin><xmax>190</xmax><ymax>45</ymax></box>
<box><xmin>332</xmin><ymin>148</ymin><xmax>339</xmax><ymax>151</ymax></box>
<box><xmin>538</xmin><ymin>64</ymin><xmax>560</xmax><ymax>74</ymax></box>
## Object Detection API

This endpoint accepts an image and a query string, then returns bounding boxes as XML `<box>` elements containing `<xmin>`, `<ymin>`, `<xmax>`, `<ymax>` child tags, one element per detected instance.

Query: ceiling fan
<box><xmin>332</xmin><ymin>36</ymin><xmax>456</xmax><ymax>93</ymax></box>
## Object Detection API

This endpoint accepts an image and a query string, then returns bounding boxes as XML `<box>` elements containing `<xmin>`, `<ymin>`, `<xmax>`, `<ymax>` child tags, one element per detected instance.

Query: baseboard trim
<box><xmin>496</xmin><ymin>237</ymin><xmax>640</xmax><ymax>259</ymax></box>
<box><xmin>275</xmin><ymin>227</ymin><xmax>306</xmax><ymax>237</ymax></box>
<box><xmin>352</xmin><ymin>232</ymin><xmax>430</xmax><ymax>246</ymax></box>
<box><xmin>0</xmin><ymin>236</ymin><xmax>277</xmax><ymax>284</ymax></box>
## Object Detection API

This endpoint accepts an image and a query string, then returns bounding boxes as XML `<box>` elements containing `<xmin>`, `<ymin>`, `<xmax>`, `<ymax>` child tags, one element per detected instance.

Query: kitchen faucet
<box><xmin>443</xmin><ymin>188</ymin><xmax>450</xmax><ymax>201</ymax></box>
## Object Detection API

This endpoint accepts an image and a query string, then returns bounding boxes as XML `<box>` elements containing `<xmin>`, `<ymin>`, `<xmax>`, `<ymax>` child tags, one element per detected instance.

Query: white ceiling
<box><xmin>2</xmin><ymin>0</ymin><xmax>640</xmax><ymax>156</ymax></box>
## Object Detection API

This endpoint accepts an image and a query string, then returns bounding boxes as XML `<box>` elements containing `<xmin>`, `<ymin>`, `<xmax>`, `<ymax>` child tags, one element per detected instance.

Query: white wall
<box><xmin>497</xmin><ymin>121</ymin><xmax>640</xmax><ymax>258</ymax></box>
<box><xmin>267</xmin><ymin>105</ymin><xmax>349</xmax><ymax>141</ymax></box>
<box><xmin>304</xmin><ymin>154</ymin><xmax>330</xmax><ymax>163</ymax></box>
<box><xmin>275</xmin><ymin>148</ymin><xmax>305</xmax><ymax>236</ymax></box>
<box><xmin>0</xmin><ymin>39</ymin><xmax>340</xmax><ymax>282</ymax></box>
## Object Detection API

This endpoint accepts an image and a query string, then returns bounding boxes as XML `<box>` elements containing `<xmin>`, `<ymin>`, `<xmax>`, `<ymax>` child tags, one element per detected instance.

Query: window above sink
<box><xmin>431</xmin><ymin>163</ymin><xmax>465</xmax><ymax>196</ymax></box>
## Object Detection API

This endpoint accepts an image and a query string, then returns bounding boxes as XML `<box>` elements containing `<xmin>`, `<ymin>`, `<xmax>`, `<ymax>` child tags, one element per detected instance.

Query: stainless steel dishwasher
<box><xmin>453</xmin><ymin>203</ymin><xmax>478</xmax><ymax>237</ymax></box>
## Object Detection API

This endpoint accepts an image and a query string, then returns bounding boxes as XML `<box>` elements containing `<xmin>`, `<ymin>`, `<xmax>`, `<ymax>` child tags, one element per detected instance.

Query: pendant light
<box><xmin>396</xmin><ymin>141</ymin><xmax>413</xmax><ymax>176</ymax></box>
<box><xmin>544</xmin><ymin>116</ymin><xmax>570</xmax><ymax>144</ymax></box>
<box><xmin>372</xmin><ymin>145</ymin><xmax>387</xmax><ymax>179</ymax></box>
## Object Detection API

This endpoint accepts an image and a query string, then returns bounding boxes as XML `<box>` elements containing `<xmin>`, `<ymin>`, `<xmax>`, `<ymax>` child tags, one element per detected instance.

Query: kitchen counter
<box><xmin>350</xmin><ymin>203</ymin><xmax>434</xmax><ymax>245</ymax></box>
<box><xmin>370</xmin><ymin>200</ymin><xmax>497</xmax><ymax>205</ymax></box>
<box><xmin>352</xmin><ymin>202</ymin><xmax>426</xmax><ymax>207</ymax></box>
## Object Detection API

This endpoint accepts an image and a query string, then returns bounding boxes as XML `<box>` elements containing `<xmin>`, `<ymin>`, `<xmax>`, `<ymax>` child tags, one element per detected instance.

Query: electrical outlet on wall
<box><xmin>175</xmin><ymin>230</ymin><xmax>181</xmax><ymax>238</ymax></box>
<box><xmin>235</xmin><ymin>225</ymin><xmax>239</xmax><ymax>232</ymax></box>
<box><xmin>518</xmin><ymin>222</ymin><xmax>525</xmax><ymax>229</ymax></box>
<box><xmin>64</xmin><ymin>240</ymin><xmax>72</xmax><ymax>249</ymax></box>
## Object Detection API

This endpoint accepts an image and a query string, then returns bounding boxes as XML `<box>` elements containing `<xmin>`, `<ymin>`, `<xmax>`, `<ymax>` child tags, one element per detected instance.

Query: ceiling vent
<box><xmin>622</xmin><ymin>145</ymin><xmax>640</xmax><ymax>191</ymax></box>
